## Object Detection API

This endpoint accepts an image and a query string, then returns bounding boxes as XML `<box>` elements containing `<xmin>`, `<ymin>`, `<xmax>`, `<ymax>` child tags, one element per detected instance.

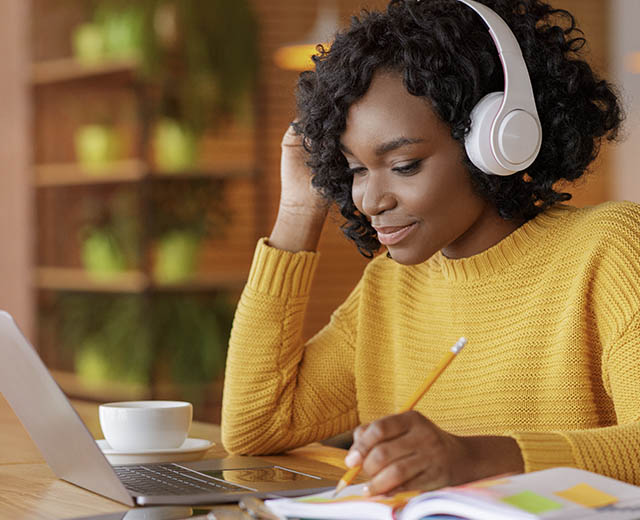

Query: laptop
<box><xmin>0</xmin><ymin>310</ymin><xmax>337</xmax><ymax>506</ymax></box>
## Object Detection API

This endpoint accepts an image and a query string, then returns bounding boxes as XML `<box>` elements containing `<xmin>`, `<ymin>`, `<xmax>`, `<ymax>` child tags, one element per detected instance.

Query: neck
<box><xmin>442</xmin><ymin>205</ymin><xmax>525</xmax><ymax>260</ymax></box>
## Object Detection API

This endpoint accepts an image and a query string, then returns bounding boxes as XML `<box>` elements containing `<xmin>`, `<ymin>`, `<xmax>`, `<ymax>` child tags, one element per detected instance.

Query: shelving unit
<box><xmin>32</xmin><ymin>51</ymin><xmax>255</xmax><ymax>415</ymax></box>
<box><xmin>34</xmin><ymin>159</ymin><xmax>255</xmax><ymax>187</ymax></box>
<box><xmin>32</xmin><ymin>54</ymin><xmax>255</xmax><ymax>275</ymax></box>
<box><xmin>31</xmin><ymin>57</ymin><xmax>139</xmax><ymax>85</ymax></box>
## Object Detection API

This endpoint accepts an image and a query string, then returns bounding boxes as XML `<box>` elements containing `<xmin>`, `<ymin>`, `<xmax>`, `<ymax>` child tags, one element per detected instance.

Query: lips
<box><xmin>373</xmin><ymin>222</ymin><xmax>417</xmax><ymax>246</ymax></box>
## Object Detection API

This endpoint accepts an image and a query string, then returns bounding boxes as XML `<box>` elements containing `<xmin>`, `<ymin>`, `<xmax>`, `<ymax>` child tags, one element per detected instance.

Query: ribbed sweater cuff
<box><xmin>510</xmin><ymin>431</ymin><xmax>577</xmax><ymax>472</ymax></box>
<box><xmin>246</xmin><ymin>238</ymin><xmax>319</xmax><ymax>298</ymax></box>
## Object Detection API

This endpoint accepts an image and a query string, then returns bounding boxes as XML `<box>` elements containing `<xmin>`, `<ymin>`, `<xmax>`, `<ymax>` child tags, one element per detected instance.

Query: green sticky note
<box><xmin>502</xmin><ymin>490</ymin><xmax>564</xmax><ymax>514</ymax></box>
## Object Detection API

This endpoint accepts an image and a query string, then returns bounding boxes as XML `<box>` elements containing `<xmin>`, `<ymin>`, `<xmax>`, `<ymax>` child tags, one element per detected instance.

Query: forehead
<box><xmin>341</xmin><ymin>71</ymin><xmax>444</xmax><ymax>150</ymax></box>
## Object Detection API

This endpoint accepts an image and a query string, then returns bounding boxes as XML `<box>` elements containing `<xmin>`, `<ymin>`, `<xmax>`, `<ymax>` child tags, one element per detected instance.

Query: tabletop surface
<box><xmin>0</xmin><ymin>395</ymin><xmax>350</xmax><ymax>520</ymax></box>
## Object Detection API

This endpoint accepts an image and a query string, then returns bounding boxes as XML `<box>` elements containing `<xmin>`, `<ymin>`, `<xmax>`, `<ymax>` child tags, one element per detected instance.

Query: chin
<box><xmin>386</xmin><ymin>247</ymin><xmax>434</xmax><ymax>266</ymax></box>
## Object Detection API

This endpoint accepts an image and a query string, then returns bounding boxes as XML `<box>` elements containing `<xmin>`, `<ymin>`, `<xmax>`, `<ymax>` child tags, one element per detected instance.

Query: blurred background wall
<box><xmin>0</xmin><ymin>0</ymin><xmax>637</xmax><ymax>421</ymax></box>
<box><xmin>611</xmin><ymin>0</ymin><xmax>640</xmax><ymax>201</ymax></box>
<box><xmin>0</xmin><ymin>1</ymin><xmax>33</xmax><ymax>336</ymax></box>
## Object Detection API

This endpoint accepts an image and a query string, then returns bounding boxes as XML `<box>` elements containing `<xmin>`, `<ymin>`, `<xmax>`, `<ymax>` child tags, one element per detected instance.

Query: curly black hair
<box><xmin>293</xmin><ymin>0</ymin><xmax>624</xmax><ymax>258</ymax></box>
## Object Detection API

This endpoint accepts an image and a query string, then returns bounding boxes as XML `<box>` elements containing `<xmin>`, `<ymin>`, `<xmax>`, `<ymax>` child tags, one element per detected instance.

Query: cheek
<box><xmin>418</xmin><ymin>159</ymin><xmax>473</xmax><ymax>207</ymax></box>
<box><xmin>401</xmin><ymin>176</ymin><xmax>443</xmax><ymax>212</ymax></box>
<box><xmin>402</xmin><ymin>169</ymin><xmax>470</xmax><ymax>221</ymax></box>
<box><xmin>351</xmin><ymin>176</ymin><xmax>365</xmax><ymax>212</ymax></box>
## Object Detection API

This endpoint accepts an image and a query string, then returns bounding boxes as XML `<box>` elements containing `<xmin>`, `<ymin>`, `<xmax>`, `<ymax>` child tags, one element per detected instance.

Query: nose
<box><xmin>356</xmin><ymin>171</ymin><xmax>396</xmax><ymax>217</ymax></box>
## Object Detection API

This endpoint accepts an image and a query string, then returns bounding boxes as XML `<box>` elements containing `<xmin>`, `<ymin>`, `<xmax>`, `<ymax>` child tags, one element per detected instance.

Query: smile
<box><xmin>374</xmin><ymin>222</ymin><xmax>418</xmax><ymax>246</ymax></box>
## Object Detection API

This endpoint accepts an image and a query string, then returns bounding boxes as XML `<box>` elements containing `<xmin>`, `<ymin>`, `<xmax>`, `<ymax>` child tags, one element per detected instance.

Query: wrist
<box><xmin>455</xmin><ymin>435</ymin><xmax>524</xmax><ymax>484</ymax></box>
<box><xmin>268</xmin><ymin>203</ymin><xmax>329</xmax><ymax>253</ymax></box>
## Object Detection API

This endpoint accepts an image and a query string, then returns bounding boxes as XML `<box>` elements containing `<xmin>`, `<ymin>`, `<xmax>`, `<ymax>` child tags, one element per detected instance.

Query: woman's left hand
<box><xmin>344</xmin><ymin>410</ymin><xmax>523</xmax><ymax>496</ymax></box>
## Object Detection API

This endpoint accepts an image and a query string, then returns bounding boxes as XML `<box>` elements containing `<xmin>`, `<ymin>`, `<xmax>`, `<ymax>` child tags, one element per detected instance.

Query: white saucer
<box><xmin>97</xmin><ymin>438</ymin><xmax>214</xmax><ymax>465</ymax></box>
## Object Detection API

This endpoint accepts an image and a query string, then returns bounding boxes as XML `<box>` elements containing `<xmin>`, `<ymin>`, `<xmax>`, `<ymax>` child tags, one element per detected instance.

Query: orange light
<box><xmin>274</xmin><ymin>1</ymin><xmax>339</xmax><ymax>72</ymax></box>
<box><xmin>273</xmin><ymin>43</ymin><xmax>330</xmax><ymax>71</ymax></box>
<box><xmin>625</xmin><ymin>52</ymin><xmax>640</xmax><ymax>74</ymax></box>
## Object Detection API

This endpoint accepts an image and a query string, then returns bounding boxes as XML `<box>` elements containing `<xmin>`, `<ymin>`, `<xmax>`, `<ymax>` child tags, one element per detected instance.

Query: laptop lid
<box><xmin>0</xmin><ymin>311</ymin><xmax>134</xmax><ymax>505</ymax></box>
<box><xmin>0</xmin><ymin>311</ymin><xmax>338</xmax><ymax>506</ymax></box>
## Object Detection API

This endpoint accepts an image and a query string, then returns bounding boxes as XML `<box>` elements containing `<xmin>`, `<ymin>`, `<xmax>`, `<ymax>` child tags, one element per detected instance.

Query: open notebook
<box><xmin>266</xmin><ymin>467</ymin><xmax>640</xmax><ymax>520</ymax></box>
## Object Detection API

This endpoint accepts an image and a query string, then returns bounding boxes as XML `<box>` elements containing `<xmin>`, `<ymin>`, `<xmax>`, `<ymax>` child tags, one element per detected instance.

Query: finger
<box><xmin>361</xmin><ymin>435</ymin><xmax>416</xmax><ymax>477</ymax></box>
<box><xmin>405</xmin><ymin>467</ymin><xmax>449</xmax><ymax>493</ymax></box>
<box><xmin>353</xmin><ymin>423</ymin><xmax>368</xmax><ymax>441</ymax></box>
<box><xmin>281</xmin><ymin>136</ymin><xmax>304</xmax><ymax>148</ymax></box>
<box><xmin>379</xmin><ymin>453</ymin><xmax>452</xmax><ymax>496</ymax></box>
<box><xmin>351</xmin><ymin>415</ymin><xmax>412</xmax><ymax>461</ymax></box>
<box><xmin>377</xmin><ymin>473</ymin><xmax>445</xmax><ymax>498</ymax></box>
<box><xmin>345</xmin><ymin>424</ymin><xmax>369</xmax><ymax>468</ymax></box>
<box><xmin>344</xmin><ymin>449</ymin><xmax>363</xmax><ymax>468</ymax></box>
<box><xmin>352</xmin><ymin>423</ymin><xmax>371</xmax><ymax>449</ymax></box>
<box><xmin>365</xmin><ymin>451</ymin><xmax>424</xmax><ymax>496</ymax></box>
<box><xmin>282</xmin><ymin>123</ymin><xmax>304</xmax><ymax>147</ymax></box>
<box><xmin>377</xmin><ymin>481</ymin><xmax>413</xmax><ymax>496</ymax></box>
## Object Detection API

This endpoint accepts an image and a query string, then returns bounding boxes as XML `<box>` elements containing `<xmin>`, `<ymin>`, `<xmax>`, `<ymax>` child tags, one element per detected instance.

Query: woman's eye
<box><xmin>392</xmin><ymin>160</ymin><xmax>422</xmax><ymax>175</ymax></box>
<box><xmin>348</xmin><ymin>166</ymin><xmax>367</xmax><ymax>176</ymax></box>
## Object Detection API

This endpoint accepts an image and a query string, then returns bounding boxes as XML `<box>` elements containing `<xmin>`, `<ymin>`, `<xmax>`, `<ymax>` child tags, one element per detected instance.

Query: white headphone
<box><xmin>456</xmin><ymin>0</ymin><xmax>542</xmax><ymax>176</ymax></box>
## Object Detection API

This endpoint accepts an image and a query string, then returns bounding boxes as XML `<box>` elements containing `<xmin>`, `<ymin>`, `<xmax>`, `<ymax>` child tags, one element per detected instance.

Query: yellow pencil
<box><xmin>333</xmin><ymin>337</ymin><xmax>467</xmax><ymax>497</ymax></box>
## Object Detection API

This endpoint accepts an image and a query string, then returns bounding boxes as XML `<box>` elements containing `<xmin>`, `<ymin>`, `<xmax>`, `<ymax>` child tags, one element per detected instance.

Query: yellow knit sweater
<box><xmin>222</xmin><ymin>201</ymin><xmax>640</xmax><ymax>484</ymax></box>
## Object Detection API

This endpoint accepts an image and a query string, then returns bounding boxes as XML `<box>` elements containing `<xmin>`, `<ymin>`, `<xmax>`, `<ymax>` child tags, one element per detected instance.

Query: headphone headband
<box><xmin>456</xmin><ymin>0</ymin><xmax>538</xmax><ymax>119</ymax></box>
<box><xmin>456</xmin><ymin>0</ymin><xmax>542</xmax><ymax>175</ymax></box>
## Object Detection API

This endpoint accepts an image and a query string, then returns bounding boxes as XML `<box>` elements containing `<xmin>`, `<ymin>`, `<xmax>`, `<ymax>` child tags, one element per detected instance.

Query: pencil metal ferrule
<box><xmin>450</xmin><ymin>337</ymin><xmax>467</xmax><ymax>354</ymax></box>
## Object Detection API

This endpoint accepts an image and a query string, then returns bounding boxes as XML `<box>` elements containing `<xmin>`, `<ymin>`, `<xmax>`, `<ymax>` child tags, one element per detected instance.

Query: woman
<box><xmin>221</xmin><ymin>0</ymin><xmax>635</xmax><ymax>495</ymax></box>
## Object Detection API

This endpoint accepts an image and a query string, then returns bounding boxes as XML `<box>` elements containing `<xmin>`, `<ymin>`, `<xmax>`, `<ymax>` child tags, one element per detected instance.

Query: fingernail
<box><xmin>345</xmin><ymin>450</ymin><xmax>362</xmax><ymax>468</ymax></box>
<box><xmin>363</xmin><ymin>484</ymin><xmax>371</xmax><ymax>497</ymax></box>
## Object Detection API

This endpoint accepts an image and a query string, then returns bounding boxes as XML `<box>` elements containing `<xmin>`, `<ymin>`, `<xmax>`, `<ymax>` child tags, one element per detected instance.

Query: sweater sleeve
<box><xmin>511</xmin><ymin>313</ymin><xmax>640</xmax><ymax>484</ymax></box>
<box><xmin>221</xmin><ymin>239</ymin><xmax>360</xmax><ymax>455</ymax></box>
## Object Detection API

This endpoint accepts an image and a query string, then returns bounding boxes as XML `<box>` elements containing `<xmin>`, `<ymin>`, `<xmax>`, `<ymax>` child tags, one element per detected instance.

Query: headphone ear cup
<box><xmin>465</xmin><ymin>92</ymin><xmax>514</xmax><ymax>176</ymax></box>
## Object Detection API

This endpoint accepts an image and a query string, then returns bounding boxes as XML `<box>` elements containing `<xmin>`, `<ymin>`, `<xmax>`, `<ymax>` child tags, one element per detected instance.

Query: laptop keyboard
<box><xmin>114</xmin><ymin>463</ymin><xmax>249</xmax><ymax>496</ymax></box>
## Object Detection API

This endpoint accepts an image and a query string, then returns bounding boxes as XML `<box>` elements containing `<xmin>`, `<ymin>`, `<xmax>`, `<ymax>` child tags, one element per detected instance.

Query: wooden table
<box><xmin>0</xmin><ymin>395</ymin><xmax>350</xmax><ymax>520</ymax></box>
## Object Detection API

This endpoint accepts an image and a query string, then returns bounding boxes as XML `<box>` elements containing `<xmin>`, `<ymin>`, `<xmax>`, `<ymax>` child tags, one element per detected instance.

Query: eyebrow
<box><xmin>340</xmin><ymin>137</ymin><xmax>425</xmax><ymax>157</ymax></box>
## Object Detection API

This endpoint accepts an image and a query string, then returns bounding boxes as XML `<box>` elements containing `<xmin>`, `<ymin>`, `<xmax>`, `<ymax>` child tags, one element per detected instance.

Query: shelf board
<box><xmin>151</xmin><ymin>273</ymin><xmax>246</xmax><ymax>292</ymax></box>
<box><xmin>37</xmin><ymin>267</ymin><xmax>149</xmax><ymax>293</ymax></box>
<box><xmin>35</xmin><ymin>159</ymin><xmax>254</xmax><ymax>187</ymax></box>
<box><xmin>51</xmin><ymin>369</ymin><xmax>152</xmax><ymax>402</ymax></box>
<box><xmin>36</xmin><ymin>267</ymin><xmax>246</xmax><ymax>293</ymax></box>
<box><xmin>31</xmin><ymin>57</ymin><xmax>139</xmax><ymax>85</ymax></box>
<box><xmin>35</xmin><ymin>159</ymin><xmax>147</xmax><ymax>187</ymax></box>
<box><xmin>51</xmin><ymin>370</ymin><xmax>223</xmax><ymax>421</ymax></box>
<box><xmin>153</xmin><ymin>155</ymin><xmax>255</xmax><ymax>180</ymax></box>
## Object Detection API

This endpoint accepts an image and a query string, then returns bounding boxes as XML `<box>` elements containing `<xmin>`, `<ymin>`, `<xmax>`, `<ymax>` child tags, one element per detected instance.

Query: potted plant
<box><xmin>58</xmin><ymin>292</ymin><xmax>234</xmax><ymax>401</ymax></box>
<box><xmin>59</xmin><ymin>294</ymin><xmax>153</xmax><ymax>388</ymax></box>
<box><xmin>76</xmin><ymin>0</ymin><xmax>258</xmax><ymax>134</ymax></box>
<box><xmin>150</xmin><ymin>293</ymin><xmax>234</xmax><ymax>402</ymax></box>
<box><xmin>80</xmin><ymin>189</ymin><xmax>141</xmax><ymax>279</ymax></box>
<box><xmin>152</xmin><ymin>117</ymin><xmax>198</xmax><ymax>172</ymax></box>
<box><xmin>150</xmin><ymin>178</ymin><xmax>228</xmax><ymax>283</ymax></box>
<box><xmin>74</xmin><ymin>123</ymin><xmax>123</xmax><ymax>174</ymax></box>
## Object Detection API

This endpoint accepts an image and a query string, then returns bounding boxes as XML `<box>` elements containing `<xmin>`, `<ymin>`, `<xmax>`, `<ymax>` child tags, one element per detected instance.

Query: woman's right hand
<box><xmin>279</xmin><ymin>124</ymin><xmax>329</xmax><ymax>217</ymax></box>
<box><xmin>269</xmin><ymin>124</ymin><xmax>330</xmax><ymax>252</ymax></box>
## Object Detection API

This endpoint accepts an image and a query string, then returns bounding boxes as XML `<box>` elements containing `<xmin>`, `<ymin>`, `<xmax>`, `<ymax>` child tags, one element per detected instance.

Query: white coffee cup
<box><xmin>99</xmin><ymin>400</ymin><xmax>193</xmax><ymax>451</ymax></box>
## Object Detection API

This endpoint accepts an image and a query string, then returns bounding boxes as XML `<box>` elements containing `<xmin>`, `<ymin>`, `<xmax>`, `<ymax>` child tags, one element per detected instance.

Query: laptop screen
<box><xmin>201</xmin><ymin>466</ymin><xmax>321</xmax><ymax>486</ymax></box>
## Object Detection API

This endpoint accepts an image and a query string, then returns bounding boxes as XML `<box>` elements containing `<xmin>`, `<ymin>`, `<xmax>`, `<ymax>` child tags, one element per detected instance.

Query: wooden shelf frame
<box><xmin>36</xmin><ymin>267</ymin><xmax>247</xmax><ymax>293</ymax></box>
<box><xmin>37</xmin><ymin>267</ymin><xmax>147</xmax><ymax>293</ymax></box>
<box><xmin>31</xmin><ymin>57</ymin><xmax>140</xmax><ymax>85</ymax></box>
<box><xmin>35</xmin><ymin>159</ymin><xmax>147</xmax><ymax>187</ymax></box>
<box><xmin>50</xmin><ymin>370</ymin><xmax>225</xmax><ymax>421</ymax></box>
<box><xmin>51</xmin><ymin>369</ymin><xmax>152</xmax><ymax>403</ymax></box>
<box><xmin>34</xmin><ymin>158</ymin><xmax>255</xmax><ymax>187</ymax></box>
